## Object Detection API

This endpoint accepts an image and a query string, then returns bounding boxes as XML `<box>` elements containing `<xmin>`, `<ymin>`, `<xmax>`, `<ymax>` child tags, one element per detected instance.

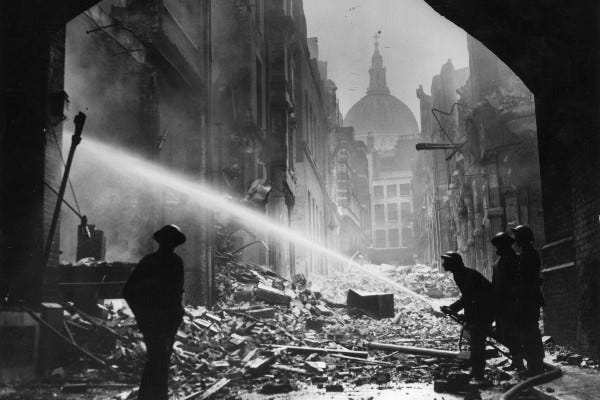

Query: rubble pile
<box><xmin>311</xmin><ymin>263</ymin><xmax>460</xmax><ymax>338</ymax></box>
<box><xmin>379</xmin><ymin>263</ymin><xmax>460</xmax><ymax>299</ymax></box>
<box><xmin>312</xmin><ymin>263</ymin><xmax>458</xmax><ymax>306</ymax></box>
<box><xmin>56</xmin><ymin>261</ymin><xmax>489</xmax><ymax>399</ymax></box>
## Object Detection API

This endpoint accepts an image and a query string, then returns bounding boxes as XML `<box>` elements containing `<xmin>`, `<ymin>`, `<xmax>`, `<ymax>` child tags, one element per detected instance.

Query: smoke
<box><xmin>61</xmin><ymin>3</ymin><xmax>202</xmax><ymax>263</ymax></box>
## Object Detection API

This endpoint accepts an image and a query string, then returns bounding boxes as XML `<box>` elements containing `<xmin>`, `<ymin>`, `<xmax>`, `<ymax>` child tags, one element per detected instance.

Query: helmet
<box><xmin>153</xmin><ymin>224</ymin><xmax>186</xmax><ymax>246</ymax></box>
<box><xmin>491</xmin><ymin>231</ymin><xmax>515</xmax><ymax>246</ymax></box>
<box><xmin>512</xmin><ymin>225</ymin><xmax>534</xmax><ymax>243</ymax></box>
<box><xmin>441</xmin><ymin>251</ymin><xmax>464</xmax><ymax>267</ymax></box>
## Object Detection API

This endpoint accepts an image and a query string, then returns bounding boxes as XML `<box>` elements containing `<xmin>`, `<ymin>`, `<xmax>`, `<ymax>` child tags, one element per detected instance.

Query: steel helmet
<box><xmin>491</xmin><ymin>231</ymin><xmax>515</xmax><ymax>246</ymax></box>
<box><xmin>153</xmin><ymin>224</ymin><xmax>186</xmax><ymax>246</ymax></box>
<box><xmin>512</xmin><ymin>225</ymin><xmax>534</xmax><ymax>243</ymax></box>
<box><xmin>441</xmin><ymin>251</ymin><xmax>464</xmax><ymax>267</ymax></box>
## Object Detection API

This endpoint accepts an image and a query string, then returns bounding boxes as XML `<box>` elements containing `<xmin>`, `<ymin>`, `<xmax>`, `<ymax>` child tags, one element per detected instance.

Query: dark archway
<box><xmin>2</xmin><ymin>0</ymin><xmax>599</xmax><ymax>356</ymax></box>
<box><xmin>425</xmin><ymin>0</ymin><xmax>600</xmax><ymax>356</ymax></box>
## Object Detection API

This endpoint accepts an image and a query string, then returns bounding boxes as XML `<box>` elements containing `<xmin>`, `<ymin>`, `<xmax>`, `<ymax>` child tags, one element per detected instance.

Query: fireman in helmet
<box><xmin>491</xmin><ymin>232</ymin><xmax>524</xmax><ymax>370</ymax></box>
<box><xmin>512</xmin><ymin>225</ymin><xmax>545</xmax><ymax>375</ymax></box>
<box><xmin>123</xmin><ymin>224</ymin><xmax>186</xmax><ymax>400</ymax></box>
<box><xmin>440</xmin><ymin>251</ymin><xmax>495</xmax><ymax>383</ymax></box>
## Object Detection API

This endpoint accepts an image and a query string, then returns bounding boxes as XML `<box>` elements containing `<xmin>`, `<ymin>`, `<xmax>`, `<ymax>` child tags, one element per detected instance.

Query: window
<box><xmin>402</xmin><ymin>228</ymin><xmax>413</xmax><ymax>247</ymax></box>
<box><xmin>388</xmin><ymin>229</ymin><xmax>399</xmax><ymax>248</ymax></box>
<box><xmin>375</xmin><ymin>230</ymin><xmax>386</xmax><ymax>248</ymax></box>
<box><xmin>374</xmin><ymin>204</ymin><xmax>385</xmax><ymax>223</ymax></box>
<box><xmin>399</xmin><ymin>183</ymin><xmax>410</xmax><ymax>196</ymax></box>
<box><xmin>374</xmin><ymin>185</ymin><xmax>384</xmax><ymax>198</ymax></box>
<box><xmin>387</xmin><ymin>203</ymin><xmax>398</xmax><ymax>222</ymax></box>
<box><xmin>386</xmin><ymin>184</ymin><xmax>397</xmax><ymax>198</ymax></box>
<box><xmin>400</xmin><ymin>202</ymin><xmax>411</xmax><ymax>214</ymax></box>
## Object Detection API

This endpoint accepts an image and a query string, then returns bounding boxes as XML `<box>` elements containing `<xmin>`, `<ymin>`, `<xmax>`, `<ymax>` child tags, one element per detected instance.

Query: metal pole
<box><xmin>367</xmin><ymin>342</ymin><xmax>467</xmax><ymax>359</ymax></box>
<box><xmin>43</xmin><ymin>112</ymin><xmax>86</xmax><ymax>266</ymax></box>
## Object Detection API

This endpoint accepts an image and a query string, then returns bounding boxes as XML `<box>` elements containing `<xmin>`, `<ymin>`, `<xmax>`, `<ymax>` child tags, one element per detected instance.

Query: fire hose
<box><xmin>442</xmin><ymin>307</ymin><xmax>562</xmax><ymax>399</ymax></box>
<box><xmin>500</xmin><ymin>362</ymin><xmax>562</xmax><ymax>400</ymax></box>
<box><xmin>370</xmin><ymin>307</ymin><xmax>561</xmax><ymax>398</ymax></box>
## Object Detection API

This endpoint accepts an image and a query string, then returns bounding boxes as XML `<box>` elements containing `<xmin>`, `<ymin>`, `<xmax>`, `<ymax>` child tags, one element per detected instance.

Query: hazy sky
<box><xmin>303</xmin><ymin>0</ymin><xmax>468</xmax><ymax>125</ymax></box>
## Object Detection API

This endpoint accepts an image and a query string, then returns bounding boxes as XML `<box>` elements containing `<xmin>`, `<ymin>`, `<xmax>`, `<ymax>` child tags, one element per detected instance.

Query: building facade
<box><xmin>414</xmin><ymin>39</ymin><xmax>544</xmax><ymax>280</ymax></box>
<box><xmin>60</xmin><ymin>0</ymin><xmax>214</xmax><ymax>304</ymax></box>
<box><xmin>34</xmin><ymin>0</ymin><xmax>340</xmax><ymax>305</ymax></box>
<box><xmin>344</xmin><ymin>40</ymin><xmax>419</xmax><ymax>265</ymax></box>
<box><xmin>412</xmin><ymin>62</ymin><xmax>469</xmax><ymax>265</ymax></box>
<box><xmin>289</xmin><ymin>20</ymin><xmax>338</xmax><ymax>276</ymax></box>
<box><xmin>330</xmin><ymin>127</ymin><xmax>371</xmax><ymax>257</ymax></box>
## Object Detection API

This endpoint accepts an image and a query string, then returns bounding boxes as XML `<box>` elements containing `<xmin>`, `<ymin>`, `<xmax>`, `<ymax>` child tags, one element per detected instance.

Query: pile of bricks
<box><xmin>50</xmin><ymin>260</ymin><xmax>502</xmax><ymax>399</ymax></box>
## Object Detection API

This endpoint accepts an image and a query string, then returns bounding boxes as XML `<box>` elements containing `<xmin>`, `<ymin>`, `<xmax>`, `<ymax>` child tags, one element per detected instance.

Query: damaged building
<box><xmin>60</xmin><ymin>0</ymin><xmax>214</xmax><ymax>306</ymax></box>
<box><xmin>413</xmin><ymin>37</ymin><xmax>543</xmax><ymax>278</ymax></box>
<box><xmin>0</xmin><ymin>0</ymin><xmax>344</xmax><ymax>315</ymax></box>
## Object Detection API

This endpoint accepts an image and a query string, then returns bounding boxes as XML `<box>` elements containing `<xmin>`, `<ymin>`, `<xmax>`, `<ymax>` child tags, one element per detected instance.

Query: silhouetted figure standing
<box><xmin>491</xmin><ymin>232</ymin><xmax>524</xmax><ymax>370</ymax></box>
<box><xmin>512</xmin><ymin>225</ymin><xmax>545</xmax><ymax>375</ymax></box>
<box><xmin>440</xmin><ymin>251</ymin><xmax>495</xmax><ymax>383</ymax></box>
<box><xmin>123</xmin><ymin>225</ymin><xmax>186</xmax><ymax>400</ymax></box>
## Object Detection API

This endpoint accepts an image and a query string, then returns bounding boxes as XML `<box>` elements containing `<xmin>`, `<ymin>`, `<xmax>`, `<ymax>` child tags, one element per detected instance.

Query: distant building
<box><xmin>330</xmin><ymin>127</ymin><xmax>371</xmax><ymax>257</ymax></box>
<box><xmin>344</xmin><ymin>40</ymin><xmax>419</xmax><ymax>265</ymax></box>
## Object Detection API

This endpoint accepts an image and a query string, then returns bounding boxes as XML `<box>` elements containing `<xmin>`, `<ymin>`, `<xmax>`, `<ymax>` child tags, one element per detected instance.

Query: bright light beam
<box><xmin>76</xmin><ymin>137</ymin><xmax>435</xmax><ymax>310</ymax></box>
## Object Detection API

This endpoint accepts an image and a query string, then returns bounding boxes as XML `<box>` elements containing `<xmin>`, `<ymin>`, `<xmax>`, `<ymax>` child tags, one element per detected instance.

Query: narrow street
<box><xmin>4</xmin><ymin>260</ymin><xmax>598</xmax><ymax>399</ymax></box>
<box><xmin>1</xmin><ymin>1</ymin><xmax>600</xmax><ymax>400</ymax></box>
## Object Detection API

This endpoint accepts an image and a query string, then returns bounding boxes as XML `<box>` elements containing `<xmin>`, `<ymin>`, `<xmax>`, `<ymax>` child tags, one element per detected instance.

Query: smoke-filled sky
<box><xmin>303</xmin><ymin>0</ymin><xmax>468</xmax><ymax>124</ymax></box>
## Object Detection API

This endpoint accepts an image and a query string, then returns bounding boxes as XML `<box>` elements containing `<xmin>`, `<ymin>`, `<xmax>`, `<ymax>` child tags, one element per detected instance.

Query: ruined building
<box><xmin>412</xmin><ymin>62</ymin><xmax>469</xmax><ymax>264</ymax></box>
<box><xmin>0</xmin><ymin>0</ymin><xmax>342</xmax><ymax>311</ymax></box>
<box><xmin>414</xmin><ymin>38</ymin><xmax>544</xmax><ymax>281</ymax></box>
<box><xmin>344</xmin><ymin>40</ymin><xmax>419</xmax><ymax>265</ymax></box>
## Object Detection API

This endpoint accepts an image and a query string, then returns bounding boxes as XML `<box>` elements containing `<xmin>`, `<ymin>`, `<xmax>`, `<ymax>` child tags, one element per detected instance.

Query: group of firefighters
<box><xmin>122</xmin><ymin>223</ymin><xmax>545</xmax><ymax>399</ymax></box>
<box><xmin>441</xmin><ymin>224</ymin><xmax>545</xmax><ymax>384</ymax></box>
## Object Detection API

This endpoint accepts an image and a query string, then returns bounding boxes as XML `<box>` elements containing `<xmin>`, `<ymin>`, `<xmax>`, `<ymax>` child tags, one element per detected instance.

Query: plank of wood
<box><xmin>329</xmin><ymin>354</ymin><xmax>394</xmax><ymax>366</ymax></box>
<box><xmin>278</xmin><ymin>345</ymin><xmax>368</xmax><ymax>359</ymax></box>
<box><xmin>181</xmin><ymin>378</ymin><xmax>230</xmax><ymax>400</ymax></box>
<box><xmin>271</xmin><ymin>363</ymin><xmax>309</xmax><ymax>374</ymax></box>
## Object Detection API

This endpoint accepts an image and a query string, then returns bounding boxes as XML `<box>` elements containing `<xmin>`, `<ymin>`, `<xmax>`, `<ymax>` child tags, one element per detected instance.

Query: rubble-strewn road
<box><xmin>2</xmin><ymin>262</ymin><xmax>596</xmax><ymax>400</ymax></box>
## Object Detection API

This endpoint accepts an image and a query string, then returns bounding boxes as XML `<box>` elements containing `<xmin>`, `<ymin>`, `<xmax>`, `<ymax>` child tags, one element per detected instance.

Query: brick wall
<box><xmin>543</xmin><ymin>265</ymin><xmax>579</xmax><ymax>345</ymax></box>
<box><xmin>571</xmin><ymin>134</ymin><xmax>600</xmax><ymax>356</ymax></box>
<box><xmin>537</xmin><ymin>93</ymin><xmax>600</xmax><ymax>357</ymax></box>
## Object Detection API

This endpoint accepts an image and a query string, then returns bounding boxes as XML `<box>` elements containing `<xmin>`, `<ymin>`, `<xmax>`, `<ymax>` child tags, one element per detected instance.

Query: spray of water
<box><xmin>75</xmin><ymin>137</ymin><xmax>435</xmax><ymax>310</ymax></box>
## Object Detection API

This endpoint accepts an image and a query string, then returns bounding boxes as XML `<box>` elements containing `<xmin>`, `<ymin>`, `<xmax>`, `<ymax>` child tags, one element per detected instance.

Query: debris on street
<box><xmin>29</xmin><ymin>259</ymin><xmax>523</xmax><ymax>399</ymax></box>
